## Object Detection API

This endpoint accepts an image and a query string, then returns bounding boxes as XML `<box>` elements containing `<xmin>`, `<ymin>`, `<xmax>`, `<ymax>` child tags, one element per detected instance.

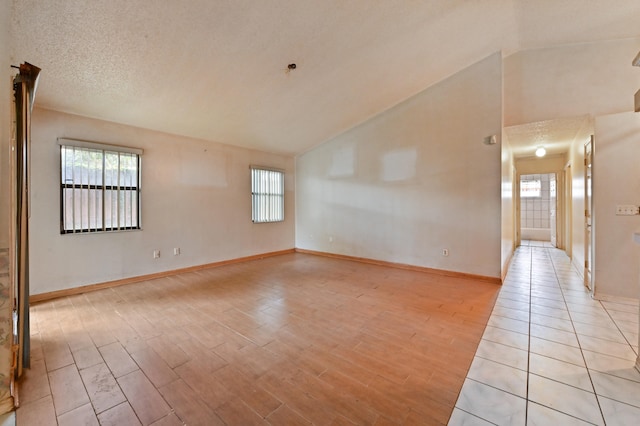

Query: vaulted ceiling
<box><xmin>10</xmin><ymin>1</ymin><xmax>640</xmax><ymax>155</ymax></box>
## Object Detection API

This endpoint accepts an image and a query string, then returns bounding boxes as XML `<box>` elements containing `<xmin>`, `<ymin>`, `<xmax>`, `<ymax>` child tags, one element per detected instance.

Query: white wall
<box><xmin>504</xmin><ymin>38</ymin><xmax>640</xmax><ymax>126</ymax></box>
<box><xmin>568</xmin><ymin>121</ymin><xmax>593</xmax><ymax>280</ymax></box>
<box><xmin>29</xmin><ymin>109</ymin><xmax>295</xmax><ymax>295</ymax></box>
<box><xmin>501</xmin><ymin>133</ymin><xmax>515</xmax><ymax>278</ymax></box>
<box><xmin>296</xmin><ymin>53</ymin><xmax>503</xmax><ymax>279</ymax></box>
<box><xmin>593</xmin><ymin>112</ymin><xmax>640</xmax><ymax>300</ymax></box>
<box><xmin>515</xmin><ymin>155</ymin><xmax>567</xmax><ymax>176</ymax></box>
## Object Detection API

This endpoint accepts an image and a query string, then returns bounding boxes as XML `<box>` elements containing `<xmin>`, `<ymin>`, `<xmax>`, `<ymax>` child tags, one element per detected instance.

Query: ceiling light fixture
<box><xmin>285</xmin><ymin>63</ymin><xmax>297</xmax><ymax>75</ymax></box>
<box><xmin>535</xmin><ymin>146</ymin><xmax>546</xmax><ymax>157</ymax></box>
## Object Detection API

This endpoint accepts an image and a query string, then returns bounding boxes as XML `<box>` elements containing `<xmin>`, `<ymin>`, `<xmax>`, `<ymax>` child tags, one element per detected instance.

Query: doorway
<box><xmin>519</xmin><ymin>173</ymin><xmax>557</xmax><ymax>247</ymax></box>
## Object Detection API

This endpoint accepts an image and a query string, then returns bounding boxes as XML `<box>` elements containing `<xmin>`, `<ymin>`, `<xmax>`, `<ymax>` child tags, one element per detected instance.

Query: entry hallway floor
<box><xmin>16</xmin><ymin>252</ymin><xmax>500</xmax><ymax>425</ymax></box>
<box><xmin>450</xmin><ymin>242</ymin><xmax>640</xmax><ymax>425</ymax></box>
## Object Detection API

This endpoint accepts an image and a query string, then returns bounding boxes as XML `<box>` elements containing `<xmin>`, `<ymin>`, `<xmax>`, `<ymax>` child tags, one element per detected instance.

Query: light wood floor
<box><xmin>16</xmin><ymin>253</ymin><xmax>500</xmax><ymax>425</ymax></box>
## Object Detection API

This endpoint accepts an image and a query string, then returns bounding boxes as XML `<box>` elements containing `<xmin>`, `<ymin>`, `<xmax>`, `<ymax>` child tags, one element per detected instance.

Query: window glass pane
<box><xmin>61</xmin><ymin>143</ymin><xmax>140</xmax><ymax>233</ymax></box>
<box><xmin>62</xmin><ymin>188</ymin><xmax>75</xmax><ymax>231</ymax></box>
<box><xmin>119</xmin><ymin>153</ymin><xmax>138</xmax><ymax>187</ymax></box>
<box><xmin>68</xmin><ymin>187</ymin><xmax>89</xmax><ymax>231</ymax></box>
<box><xmin>88</xmin><ymin>189</ymin><xmax>103</xmax><ymax>230</ymax></box>
<box><xmin>60</xmin><ymin>147</ymin><xmax>103</xmax><ymax>186</ymax></box>
<box><xmin>521</xmin><ymin>180</ymin><xmax>541</xmax><ymax>198</ymax></box>
<box><xmin>251</xmin><ymin>168</ymin><xmax>284</xmax><ymax>223</ymax></box>
<box><xmin>104</xmin><ymin>151</ymin><xmax>119</xmax><ymax>187</ymax></box>
<box><xmin>73</xmin><ymin>149</ymin><xmax>84</xmax><ymax>186</ymax></box>
<box><xmin>88</xmin><ymin>149</ymin><xmax>103</xmax><ymax>186</ymax></box>
<box><xmin>61</xmin><ymin>147</ymin><xmax>74</xmax><ymax>184</ymax></box>
<box><xmin>63</xmin><ymin>188</ymin><xmax>104</xmax><ymax>231</ymax></box>
<box><xmin>104</xmin><ymin>190</ymin><xmax>117</xmax><ymax>229</ymax></box>
<box><xmin>117</xmin><ymin>189</ymin><xmax>138</xmax><ymax>228</ymax></box>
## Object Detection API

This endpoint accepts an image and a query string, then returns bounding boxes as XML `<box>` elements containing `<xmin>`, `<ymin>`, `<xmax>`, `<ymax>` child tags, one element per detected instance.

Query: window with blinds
<box><xmin>251</xmin><ymin>167</ymin><xmax>284</xmax><ymax>223</ymax></box>
<box><xmin>60</xmin><ymin>139</ymin><xmax>142</xmax><ymax>233</ymax></box>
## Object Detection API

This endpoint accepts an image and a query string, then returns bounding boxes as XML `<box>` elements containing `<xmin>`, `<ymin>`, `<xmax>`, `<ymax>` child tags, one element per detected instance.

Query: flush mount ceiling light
<box><xmin>535</xmin><ymin>146</ymin><xmax>546</xmax><ymax>157</ymax></box>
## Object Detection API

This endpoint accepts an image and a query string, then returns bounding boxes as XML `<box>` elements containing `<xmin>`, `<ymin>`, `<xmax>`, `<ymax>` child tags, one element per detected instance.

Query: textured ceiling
<box><xmin>10</xmin><ymin>0</ymin><xmax>640</xmax><ymax>155</ymax></box>
<box><xmin>504</xmin><ymin>116</ymin><xmax>593</xmax><ymax>159</ymax></box>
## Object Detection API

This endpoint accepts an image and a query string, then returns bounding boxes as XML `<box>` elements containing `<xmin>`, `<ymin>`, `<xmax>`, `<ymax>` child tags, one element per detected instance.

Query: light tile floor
<box><xmin>0</xmin><ymin>412</ymin><xmax>15</xmax><ymax>426</ymax></box>
<box><xmin>450</xmin><ymin>241</ymin><xmax>640</xmax><ymax>426</ymax></box>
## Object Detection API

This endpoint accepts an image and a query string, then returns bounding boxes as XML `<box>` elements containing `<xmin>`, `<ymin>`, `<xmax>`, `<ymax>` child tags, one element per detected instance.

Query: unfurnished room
<box><xmin>1</xmin><ymin>1</ymin><xmax>640</xmax><ymax>425</ymax></box>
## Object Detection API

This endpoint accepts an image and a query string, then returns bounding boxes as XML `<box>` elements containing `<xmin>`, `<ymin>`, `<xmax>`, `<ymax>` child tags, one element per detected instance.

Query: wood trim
<box><xmin>30</xmin><ymin>249</ymin><xmax>295</xmax><ymax>304</ymax></box>
<box><xmin>295</xmin><ymin>248</ymin><xmax>501</xmax><ymax>284</ymax></box>
<box><xmin>30</xmin><ymin>247</ymin><xmax>501</xmax><ymax>303</ymax></box>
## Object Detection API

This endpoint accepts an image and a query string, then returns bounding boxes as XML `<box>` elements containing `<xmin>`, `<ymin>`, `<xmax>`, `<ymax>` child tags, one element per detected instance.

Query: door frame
<box><xmin>516</xmin><ymin>171</ymin><xmax>562</xmax><ymax>247</ymax></box>
<box><xmin>513</xmin><ymin>165</ymin><xmax>520</xmax><ymax>249</ymax></box>
<box><xmin>564</xmin><ymin>162</ymin><xmax>573</xmax><ymax>259</ymax></box>
<box><xmin>550</xmin><ymin>173</ymin><xmax>558</xmax><ymax>247</ymax></box>
<box><xmin>584</xmin><ymin>136</ymin><xmax>594</xmax><ymax>291</ymax></box>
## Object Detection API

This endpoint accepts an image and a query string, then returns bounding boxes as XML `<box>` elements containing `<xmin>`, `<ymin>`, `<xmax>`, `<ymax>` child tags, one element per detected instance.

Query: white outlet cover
<box><xmin>616</xmin><ymin>205</ymin><xmax>640</xmax><ymax>215</ymax></box>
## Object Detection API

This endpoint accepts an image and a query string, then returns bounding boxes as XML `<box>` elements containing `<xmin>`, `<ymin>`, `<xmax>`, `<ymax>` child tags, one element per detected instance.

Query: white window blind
<box><xmin>251</xmin><ymin>167</ymin><xmax>284</xmax><ymax>223</ymax></box>
<box><xmin>59</xmin><ymin>139</ymin><xmax>142</xmax><ymax>233</ymax></box>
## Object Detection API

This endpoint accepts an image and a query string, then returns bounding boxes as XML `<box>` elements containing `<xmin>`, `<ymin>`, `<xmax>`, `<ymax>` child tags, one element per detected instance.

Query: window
<box><xmin>251</xmin><ymin>167</ymin><xmax>284</xmax><ymax>223</ymax></box>
<box><xmin>520</xmin><ymin>179</ymin><xmax>541</xmax><ymax>198</ymax></box>
<box><xmin>59</xmin><ymin>139</ymin><xmax>142</xmax><ymax>233</ymax></box>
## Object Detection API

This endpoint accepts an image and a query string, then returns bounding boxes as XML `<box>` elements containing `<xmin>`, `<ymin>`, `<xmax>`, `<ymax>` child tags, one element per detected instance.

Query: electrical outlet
<box><xmin>616</xmin><ymin>205</ymin><xmax>640</xmax><ymax>216</ymax></box>
<box><xmin>173</xmin><ymin>247</ymin><xmax>180</xmax><ymax>256</ymax></box>
<box><xmin>442</xmin><ymin>248</ymin><xmax>449</xmax><ymax>257</ymax></box>
<box><xmin>153</xmin><ymin>250</ymin><xmax>160</xmax><ymax>259</ymax></box>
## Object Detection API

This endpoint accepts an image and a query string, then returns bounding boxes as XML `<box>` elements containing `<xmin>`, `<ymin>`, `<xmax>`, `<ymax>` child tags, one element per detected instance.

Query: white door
<box><xmin>565</xmin><ymin>165</ymin><xmax>572</xmax><ymax>258</ymax></box>
<box><xmin>550</xmin><ymin>173</ymin><xmax>557</xmax><ymax>247</ymax></box>
<box><xmin>584</xmin><ymin>137</ymin><xmax>593</xmax><ymax>290</ymax></box>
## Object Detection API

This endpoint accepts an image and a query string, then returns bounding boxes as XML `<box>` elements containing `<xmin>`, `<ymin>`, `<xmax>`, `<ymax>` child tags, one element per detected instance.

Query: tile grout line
<box><xmin>452</xmin><ymin>248</ymin><xmax>531</xmax><ymax>425</ymax></box>
<box><xmin>599</xmin><ymin>301</ymin><xmax>639</xmax><ymax>357</ymax></box>
<box><xmin>58</xmin><ymin>295</ymin><xmax>106</xmax><ymax>423</ymax></box>
<box><xmin>525</xmin><ymin>245</ymin><xmax>533</xmax><ymax>425</ymax></box>
<box><xmin>546</xmin><ymin>247</ymin><xmax>607</xmax><ymax>426</ymax></box>
<box><xmin>58</xmin><ymin>295</ymin><xmax>149</xmax><ymax>425</ymax></box>
<box><xmin>71</xmin><ymin>293</ymin><xmax>189</xmax><ymax>425</ymax></box>
<box><xmin>28</xmin><ymin>319</ymin><xmax>59</xmax><ymax>423</ymax></box>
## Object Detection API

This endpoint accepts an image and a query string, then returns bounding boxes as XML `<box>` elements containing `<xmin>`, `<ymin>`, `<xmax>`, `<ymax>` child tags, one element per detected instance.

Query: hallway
<box><xmin>450</xmin><ymin>243</ymin><xmax>640</xmax><ymax>425</ymax></box>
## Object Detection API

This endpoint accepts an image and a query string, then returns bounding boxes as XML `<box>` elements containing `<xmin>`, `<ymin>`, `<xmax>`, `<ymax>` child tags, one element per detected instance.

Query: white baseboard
<box><xmin>571</xmin><ymin>257</ymin><xmax>584</xmax><ymax>281</ymax></box>
<box><xmin>592</xmin><ymin>293</ymin><xmax>640</xmax><ymax>305</ymax></box>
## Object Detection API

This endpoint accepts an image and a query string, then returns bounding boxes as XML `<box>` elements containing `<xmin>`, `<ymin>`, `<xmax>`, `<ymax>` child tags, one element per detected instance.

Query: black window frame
<box><xmin>59</xmin><ymin>139</ymin><xmax>142</xmax><ymax>234</ymax></box>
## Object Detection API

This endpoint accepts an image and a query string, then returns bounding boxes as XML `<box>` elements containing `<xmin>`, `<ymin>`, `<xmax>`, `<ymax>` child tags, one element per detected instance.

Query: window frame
<box><xmin>58</xmin><ymin>138</ymin><xmax>143</xmax><ymax>234</ymax></box>
<box><xmin>251</xmin><ymin>166</ymin><xmax>285</xmax><ymax>223</ymax></box>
